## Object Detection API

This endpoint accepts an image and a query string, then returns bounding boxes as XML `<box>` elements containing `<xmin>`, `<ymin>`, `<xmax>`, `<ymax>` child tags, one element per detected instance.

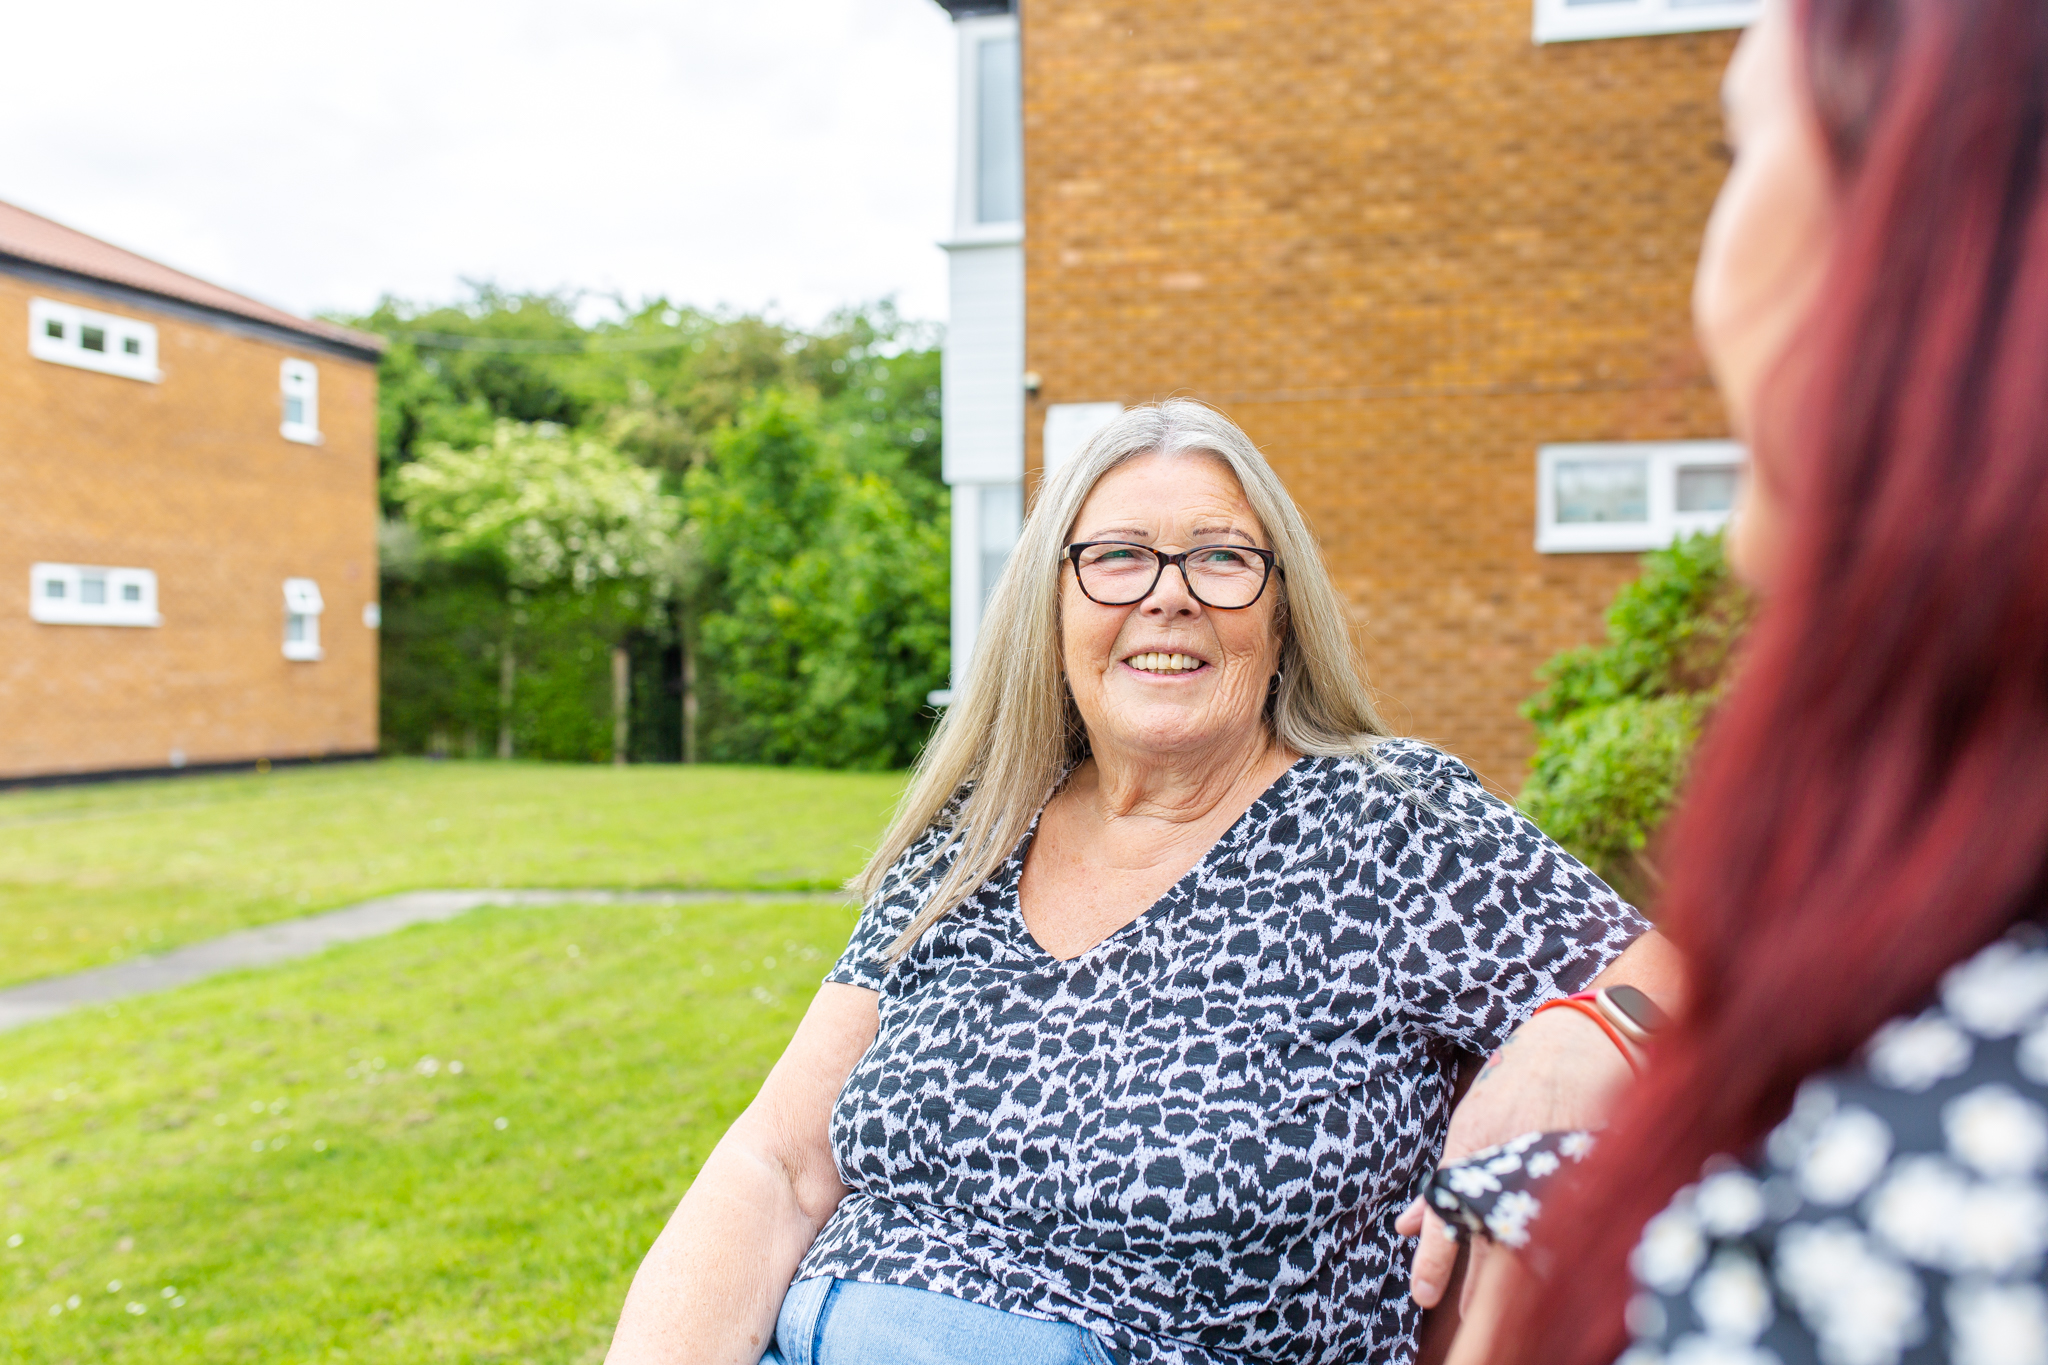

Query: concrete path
<box><xmin>0</xmin><ymin>888</ymin><xmax>848</xmax><ymax>1034</ymax></box>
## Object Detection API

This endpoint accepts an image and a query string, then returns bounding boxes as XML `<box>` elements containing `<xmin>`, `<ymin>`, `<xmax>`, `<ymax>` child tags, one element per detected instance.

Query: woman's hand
<box><xmin>1398</xmin><ymin>931</ymin><xmax>1685</xmax><ymax>1312</ymax></box>
<box><xmin>1395</xmin><ymin>1007</ymin><xmax>1634</xmax><ymax>1307</ymax></box>
<box><xmin>604</xmin><ymin>983</ymin><xmax>878</xmax><ymax>1365</ymax></box>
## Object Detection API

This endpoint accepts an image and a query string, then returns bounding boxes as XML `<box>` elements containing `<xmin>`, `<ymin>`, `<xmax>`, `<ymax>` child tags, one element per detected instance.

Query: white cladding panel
<box><xmin>941</xmin><ymin>240</ymin><xmax>1025</xmax><ymax>485</ymax></box>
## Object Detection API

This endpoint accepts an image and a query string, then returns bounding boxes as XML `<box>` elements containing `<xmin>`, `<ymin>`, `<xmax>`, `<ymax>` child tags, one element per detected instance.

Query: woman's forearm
<box><xmin>605</xmin><ymin>1129</ymin><xmax>841</xmax><ymax>1365</ymax></box>
<box><xmin>1588</xmin><ymin>927</ymin><xmax>1685</xmax><ymax>1016</ymax></box>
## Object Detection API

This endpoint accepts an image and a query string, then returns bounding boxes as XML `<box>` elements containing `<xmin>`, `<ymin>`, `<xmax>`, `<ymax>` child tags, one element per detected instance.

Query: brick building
<box><xmin>934</xmin><ymin>0</ymin><xmax>1752</xmax><ymax>786</ymax></box>
<box><xmin>0</xmin><ymin>201</ymin><xmax>385</xmax><ymax>781</ymax></box>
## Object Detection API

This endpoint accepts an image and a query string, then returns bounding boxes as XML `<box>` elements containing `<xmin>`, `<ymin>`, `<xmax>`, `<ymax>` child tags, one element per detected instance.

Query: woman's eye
<box><xmin>1198</xmin><ymin>548</ymin><xmax>1251</xmax><ymax>566</ymax></box>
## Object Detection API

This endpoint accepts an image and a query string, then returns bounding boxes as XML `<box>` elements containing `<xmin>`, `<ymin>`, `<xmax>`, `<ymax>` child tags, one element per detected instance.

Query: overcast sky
<box><xmin>3</xmin><ymin>0</ymin><xmax>958</xmax><ymax>328</ymax></box>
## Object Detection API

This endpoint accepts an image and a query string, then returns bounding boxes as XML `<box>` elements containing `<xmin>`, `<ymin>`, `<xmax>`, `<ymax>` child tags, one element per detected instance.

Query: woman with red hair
<box><xmin>1421</xmin><ymin>0</ymin><xmax>2048</xmax><ymax>1358</ymax></box>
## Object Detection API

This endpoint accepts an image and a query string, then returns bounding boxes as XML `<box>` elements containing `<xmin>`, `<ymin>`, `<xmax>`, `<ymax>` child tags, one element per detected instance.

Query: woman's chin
<box><xmin>1093</xmin><ymin>696</ymin><xmax>1256</xmax><ymax>759</ymax></box>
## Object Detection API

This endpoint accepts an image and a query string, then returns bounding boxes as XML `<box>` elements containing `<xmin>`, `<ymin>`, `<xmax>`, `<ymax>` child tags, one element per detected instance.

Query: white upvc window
<box><xmin>1534</xmin><ymin>0</ymin><xmax>1758</xmax><ymax>43</ymax></box>
<box><xmin>1536</xmin><ymin>441</ymin><xmax>1745</xmax><ymax>553</ymax></box>
<box><xmin>283</xmin><ymin>578</ymin><xmax>324</xmax><ymax>660</ymax></box>
<box><xmin>28</xmin><ymin>298</ymin><xmax>161</xmax><ymax>382</ymax></box>
<box><xmin>280</xmin><ymin>359</ymin><xmax>321</xmax><ymax>444</ymax></box>
<box><xmin>1043</xmin><ymin>402</ymin><xmax>1126</xmax><ymax>481</ymax></box>
<box><xmin>30</xmin><ymin>563</ymin><xmax>162</xmax><ymax>627</ymax></box>
<box><xmin>952</xmin><ymin>12</ymin><xmax>1022</xmax><ymax>243</ymax></box>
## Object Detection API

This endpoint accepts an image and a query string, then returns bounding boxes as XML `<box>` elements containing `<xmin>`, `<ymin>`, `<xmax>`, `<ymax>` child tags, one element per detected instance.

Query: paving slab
<box><xmin>0</xmin><ymin>888</ymin><xmax>849</xmax><ymax>1034</ymax></box>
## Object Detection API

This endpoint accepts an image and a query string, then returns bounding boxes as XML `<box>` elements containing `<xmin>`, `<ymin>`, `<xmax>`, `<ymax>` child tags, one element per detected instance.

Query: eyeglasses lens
<box><xmin>1075</xmin><ymin>545</ymin><xmax>1267</xmax><ymax>608</ymax></box>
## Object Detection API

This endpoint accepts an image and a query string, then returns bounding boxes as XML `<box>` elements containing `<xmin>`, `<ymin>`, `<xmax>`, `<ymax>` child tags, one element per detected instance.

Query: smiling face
<box><xmin>1060</xmin><ymin>451</ymin><xmax>1286</xmax><ymax>766</ymax></box>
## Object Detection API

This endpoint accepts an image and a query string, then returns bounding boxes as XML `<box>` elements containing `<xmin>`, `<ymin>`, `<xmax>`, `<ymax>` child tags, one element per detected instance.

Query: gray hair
<box><xmin>852</xmin><ymin>399</ymin><xmax>1393</xmax><ymax>955</ymax></box>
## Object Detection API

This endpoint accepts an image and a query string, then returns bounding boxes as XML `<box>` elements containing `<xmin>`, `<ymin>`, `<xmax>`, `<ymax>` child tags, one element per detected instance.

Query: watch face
<box><xmin>1603</xmin><ymin>984</ymin><xmax>1668</xmax><ymax>1034</ymax></box>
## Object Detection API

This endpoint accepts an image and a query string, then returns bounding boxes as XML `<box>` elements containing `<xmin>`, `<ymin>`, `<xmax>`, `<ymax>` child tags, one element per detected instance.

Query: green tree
<box><xmin>389</xmin><ymin>422</ymin><xmax>681</xmax><ymax>762</ymax></box>
<box><xmin>343</xmin><ymin>286</ymin><xmax>950</xmax><ymax>768</ymax></box>
<box><xmin>685</xmin><ymin>392</ymin><xmax>949</xmax><ymax>769</ymax></box>
<box><xmin>1518</xmin><ymin>531</ymin><xmax>1753</xmax><ymax>903</ymax></box>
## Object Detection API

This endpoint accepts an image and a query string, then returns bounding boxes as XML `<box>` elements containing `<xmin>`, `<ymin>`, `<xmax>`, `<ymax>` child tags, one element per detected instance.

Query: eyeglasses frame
<box><xmin>1063</xmin><ymin>540</ymin><xmax>1282</xmax><ymax>610</ymax></box>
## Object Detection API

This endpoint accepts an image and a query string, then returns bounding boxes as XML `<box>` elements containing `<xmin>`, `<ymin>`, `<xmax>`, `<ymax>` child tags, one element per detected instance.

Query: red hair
<box><xmin>1515</xmin><ymin>0</ymin><xmax>2048</xmax><ymax>1358</ymax></box>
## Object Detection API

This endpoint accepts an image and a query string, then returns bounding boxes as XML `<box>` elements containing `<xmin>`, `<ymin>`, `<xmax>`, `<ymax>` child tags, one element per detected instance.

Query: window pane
<box><xmin>44</xmin><ymin>579</ymin><xmax>66</xmax><ymax>599</ymax></box>
<box><xmin>81</xmin><ymin>326</ymin><xmax>106</xmax><ymax>353</ymax></box>
<box><xmin>287</xmin><ymin>614</ymin><xmax>307</xmax><ymax>643</ymax></box>
<box><xmin>978</xmin><ymin>482</ymin><xmax>1023</xmax><ymax>553</ymax></box>
<box><xmin>81</xmin><ymin>576</ymin><xmax>107</xmax><ymax>605</ymax></box>
<box><xmin>285</xmin><ymin>396</ymin><xmax>305</xmax><ymax>425</ymax></box>
<box><xmin>1555</xmin><ymin>458</ymin><xmax>1650</xmax><ymax>524</ymax></box>
<box><xmin>123</xmin><ymin>336</ymin><xmax>142</xmax><ymax>356</ymax></box>
<box><xmin>44</xmin><ymin>319</ymin><xmax>64</xmax><ymax>339</ymax></box>
<box><xmin>976</xmin><ymin>36</ymin><xmax>1023</xmax><ymax>224</ymax></box>
<box><xmin>1676</xmin><ymin>464</ymin><xmax>1740</xmax><ymax>513</ymax></box>
<box><xmin>978</xmin><ymin>483</ymin><xmax>1023</xmax><ymax>612</ymax></box>
<box><xmin>121</xmin><ymin>583</ymin><xmax>142</xmax><ymax>603</ymax></box>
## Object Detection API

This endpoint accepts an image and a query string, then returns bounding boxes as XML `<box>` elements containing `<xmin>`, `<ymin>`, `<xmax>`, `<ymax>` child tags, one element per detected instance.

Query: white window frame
<box><xmin>1043</xmin><ymin>402</ymin><xmax>1125</xmax><ymax>480</ymax></box>
<box><xmin>28</xmin><ymin>298</ymin><xmax>162</xmax><ymax>383</ymax></box>
<box><xmin>280</xmin><ymin>359</ymin><xmax>322</xmax><ymax>444</ymax></box>
<box><xmin>1534</xmin><ymin>0</ymin><xmax>1758</xmax><ymax>43</ymax></box>
<box><xmin>30</xmin><ymin>563</ymin><xmax>162</xmax><ymax>627</ymax></box>
<box><xmin>1536</xmin><ymin>441</ymin><xmax>1746</xmax><ymax>553</ymax></box>
<box><xmin>283</xmin><ymin>578</ymin><xmax>324</xmax><ymax>660</ymax></box>
<box><xmin>952</xmin><ymin>12</ymin><xmax>1023</xmax><ymax>245</ymax></box>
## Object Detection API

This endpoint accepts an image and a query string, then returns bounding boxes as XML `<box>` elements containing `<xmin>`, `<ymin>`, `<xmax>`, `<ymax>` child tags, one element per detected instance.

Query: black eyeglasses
<box><xmin>1064</xmin><ymin>541</ymin><xmax>1280</xmax><ymax>610</ymax></box>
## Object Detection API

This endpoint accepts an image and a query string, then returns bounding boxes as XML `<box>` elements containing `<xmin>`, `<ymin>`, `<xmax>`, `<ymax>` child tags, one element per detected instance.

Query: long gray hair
<box><xmin>853</xmin><ymin>399</ymin><xmax>1392</xmax><ymax>955</ymax></box>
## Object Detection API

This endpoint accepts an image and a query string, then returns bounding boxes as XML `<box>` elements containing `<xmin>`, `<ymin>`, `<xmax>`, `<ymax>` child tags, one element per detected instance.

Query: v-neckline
<box><xmin>1003</xmin><ymin>754</ymin><xmax>1318</xmax><ymax>968</ymax></box>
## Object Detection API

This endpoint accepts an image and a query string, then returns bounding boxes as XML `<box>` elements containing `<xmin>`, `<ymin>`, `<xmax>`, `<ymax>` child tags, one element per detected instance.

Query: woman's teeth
<box><xmin>1127</xmin><ymin>652</ymin><xmax>1204</xmax><ymax>673</ymax></box>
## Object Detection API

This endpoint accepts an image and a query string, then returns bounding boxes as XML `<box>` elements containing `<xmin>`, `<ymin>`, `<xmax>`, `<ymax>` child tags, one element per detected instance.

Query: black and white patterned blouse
<box><xmin>1427</xmin><ymin>927</ymin><xmax>2048</xmax><ymax>1365</ymax></box>
<box><xmin>795</xmin><ymin>740</ymin><xmax>1647</xmax><ymax>1364</ymax></box>
<box><xmin>1623</xmin><ymin>926</ymin><xmax>2048</xmax><ymax>1365</ymax></box>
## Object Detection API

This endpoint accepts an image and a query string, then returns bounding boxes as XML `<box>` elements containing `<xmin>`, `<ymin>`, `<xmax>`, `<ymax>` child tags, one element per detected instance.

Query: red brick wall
<box><xmin>0</xmin><ymin>275</ymin><xmax>380</xmax><ymax>779</ymax></box>
<box><xmin>1022</xmin><ymin>0</ymin><xmax>1737</xmax><ymax>786</ymax></box>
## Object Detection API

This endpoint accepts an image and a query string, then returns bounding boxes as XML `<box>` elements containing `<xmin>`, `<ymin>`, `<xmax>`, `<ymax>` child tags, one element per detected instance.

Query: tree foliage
<box><xmin>396</xmin><ymin>421</ymin><xmax>678</xmax><ymax>597</ymax></box>
<box><xmin>344</xmin><ymin>286</ymin><xmax>949</xmax><ymax>769</ymax></box>
<box><xmin>686</xmin><ymin>393</ymin><xmax>949</xmax><ymax>770</ymax></box>
<box><xmin>1518</xmin><ymin>531</ymin><xmax>1754</xmax><ymax>903</ymax></box>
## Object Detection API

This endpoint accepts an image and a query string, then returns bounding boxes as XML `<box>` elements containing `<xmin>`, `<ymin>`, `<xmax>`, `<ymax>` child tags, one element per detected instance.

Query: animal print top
<box><xmin>795</xmin><ymin>741</ymin><xmax>1647</xmax><ymax>1364</ymax></box>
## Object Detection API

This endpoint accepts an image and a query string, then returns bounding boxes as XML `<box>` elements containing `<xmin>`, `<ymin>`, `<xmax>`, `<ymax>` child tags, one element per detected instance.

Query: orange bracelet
<box><xmin>1531</xmin><ymin>996</ymin><xmax>1643</xmax><ymax>1076</ymax></box>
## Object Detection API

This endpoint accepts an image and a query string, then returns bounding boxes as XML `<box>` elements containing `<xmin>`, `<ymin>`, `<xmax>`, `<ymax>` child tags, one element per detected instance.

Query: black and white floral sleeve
<box><xmin>1624</xmin><ymin>928</ymin><xmax>2048</xmax><ymax>1365</ymax></box>
<box><xmin>1369</xmin><ymin>743</ymin><xmax>1648</xmax><ymax>1056</ymax></box>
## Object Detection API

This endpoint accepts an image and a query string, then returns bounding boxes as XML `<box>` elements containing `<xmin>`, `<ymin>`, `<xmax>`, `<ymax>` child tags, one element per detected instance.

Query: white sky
<box><xmin>2</xmin><ymin>0</ymin><xmax>958</xmax><ymax>328</ymax></box>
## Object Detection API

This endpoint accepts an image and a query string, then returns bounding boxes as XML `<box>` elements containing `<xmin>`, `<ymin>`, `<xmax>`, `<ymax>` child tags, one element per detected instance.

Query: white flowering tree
<box><xmin>395</xmin><ymin>421</ymin><xmax>681</xmax><ymax>761</ymax></box>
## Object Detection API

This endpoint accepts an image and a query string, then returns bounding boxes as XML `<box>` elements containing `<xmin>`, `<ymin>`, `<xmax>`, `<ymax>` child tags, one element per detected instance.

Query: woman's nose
<box><xmin>1140</xmin><ymin>565</ymin><xmax>1201</xmax><ymax>615</ymax></box>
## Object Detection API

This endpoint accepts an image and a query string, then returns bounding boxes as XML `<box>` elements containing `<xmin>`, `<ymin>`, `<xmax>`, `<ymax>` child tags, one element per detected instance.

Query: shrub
<box><xmin>1519</xmin><ymin>531</ymin><xmax>1753</xmax><ymax>904</ymax></box>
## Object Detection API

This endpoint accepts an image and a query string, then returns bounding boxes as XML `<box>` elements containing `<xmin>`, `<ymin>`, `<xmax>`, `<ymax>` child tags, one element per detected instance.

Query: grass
<box><xmin>0</xmin><ymin>758</ymin><xmax>905</xmax><ymax>988</ymax></box>
<box><xmin>0</xmin><ymin>895</ymin><xmax>851</xmax><ymax>1364</ymax></box>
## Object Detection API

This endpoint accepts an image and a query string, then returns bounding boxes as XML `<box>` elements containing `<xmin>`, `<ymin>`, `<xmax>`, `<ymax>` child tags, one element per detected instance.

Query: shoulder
<box><xmin>1309</xmin><ymin>738</ymin><xmax>1533</xmax><ymax>848</ymax></box>
<box><xmin>1310</xmin><ymin>737</ymin><xmax>1489</xmax><ymax>807</ymax></box>
<box><xmin>1629</xmin><ymin>926</ymin><xmax>2048</xmax><ymax>1364</ymax></box>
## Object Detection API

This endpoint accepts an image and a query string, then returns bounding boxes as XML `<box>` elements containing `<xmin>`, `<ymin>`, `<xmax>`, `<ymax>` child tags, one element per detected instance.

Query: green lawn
<box><xmin>0</xmin><ymin>759</ymin><xmax>904</xmax><ymax>988</ymax></box>
<box><xmin>0</xmin><ymin>895</ymin><xmax>849</xmax><ymax>1364</ymax></box>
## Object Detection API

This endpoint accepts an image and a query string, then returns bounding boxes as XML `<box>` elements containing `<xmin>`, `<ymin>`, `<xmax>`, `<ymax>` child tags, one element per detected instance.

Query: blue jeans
<box><xmin>763</xmin><ymin>1277</ymin><xmax>1117</xmax><ymax>1365</ymax></box>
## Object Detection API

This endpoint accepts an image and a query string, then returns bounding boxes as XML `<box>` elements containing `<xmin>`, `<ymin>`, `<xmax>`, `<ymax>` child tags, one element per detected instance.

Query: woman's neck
<box><xmin>1076</xmin><ymin>729</ymin><xmax>1293</xmax><ymax>831</ymax></box>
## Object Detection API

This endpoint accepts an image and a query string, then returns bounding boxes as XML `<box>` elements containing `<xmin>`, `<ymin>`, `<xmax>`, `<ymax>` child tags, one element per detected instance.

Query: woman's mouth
<box><xmin>1123</xmin><ymin>652</ymin><xmax>1209</xmax><ymax>675</ymax></box>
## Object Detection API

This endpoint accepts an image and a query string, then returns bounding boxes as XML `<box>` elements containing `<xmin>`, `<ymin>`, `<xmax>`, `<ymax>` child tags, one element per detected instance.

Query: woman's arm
<box><xmin>1396</xmin><ymin>929</ymin><xmax>1685</xmax><ymax>1309</ymax></box>
<box><xmin>604</xmin><ymin>982</ymin><xmax>880</xmax><ymax>1365</ymax></box>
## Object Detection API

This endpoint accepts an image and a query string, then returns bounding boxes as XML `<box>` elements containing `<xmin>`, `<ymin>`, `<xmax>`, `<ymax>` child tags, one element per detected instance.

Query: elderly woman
<box><xmin>606</xmin><ymin>401</ymin><xmax>1674</xmax><ymax>1365</ymax></box>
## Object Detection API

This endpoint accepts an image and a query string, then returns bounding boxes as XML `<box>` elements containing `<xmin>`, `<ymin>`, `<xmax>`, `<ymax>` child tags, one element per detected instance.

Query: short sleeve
<box><xmin>825</xmin><ymin>818</ymin><xmax>959</xmax><ymax>993</ymax></box>
<box><xmin>1370</xmin><ymin>741</ymin><xmax>1647</xmax><ymax>1054</ymax></box>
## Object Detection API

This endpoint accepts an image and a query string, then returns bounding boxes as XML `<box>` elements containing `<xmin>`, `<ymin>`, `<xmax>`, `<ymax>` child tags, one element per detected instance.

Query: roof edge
<box><xmin>935</xmin><ymin>0</ymin><xmax>1015</xmax><ymax>17</ymax></box>
<box><xmin>0</xmin><ymin>253</ymin><xmax>386</xmax><ymax>363</ymax></box>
